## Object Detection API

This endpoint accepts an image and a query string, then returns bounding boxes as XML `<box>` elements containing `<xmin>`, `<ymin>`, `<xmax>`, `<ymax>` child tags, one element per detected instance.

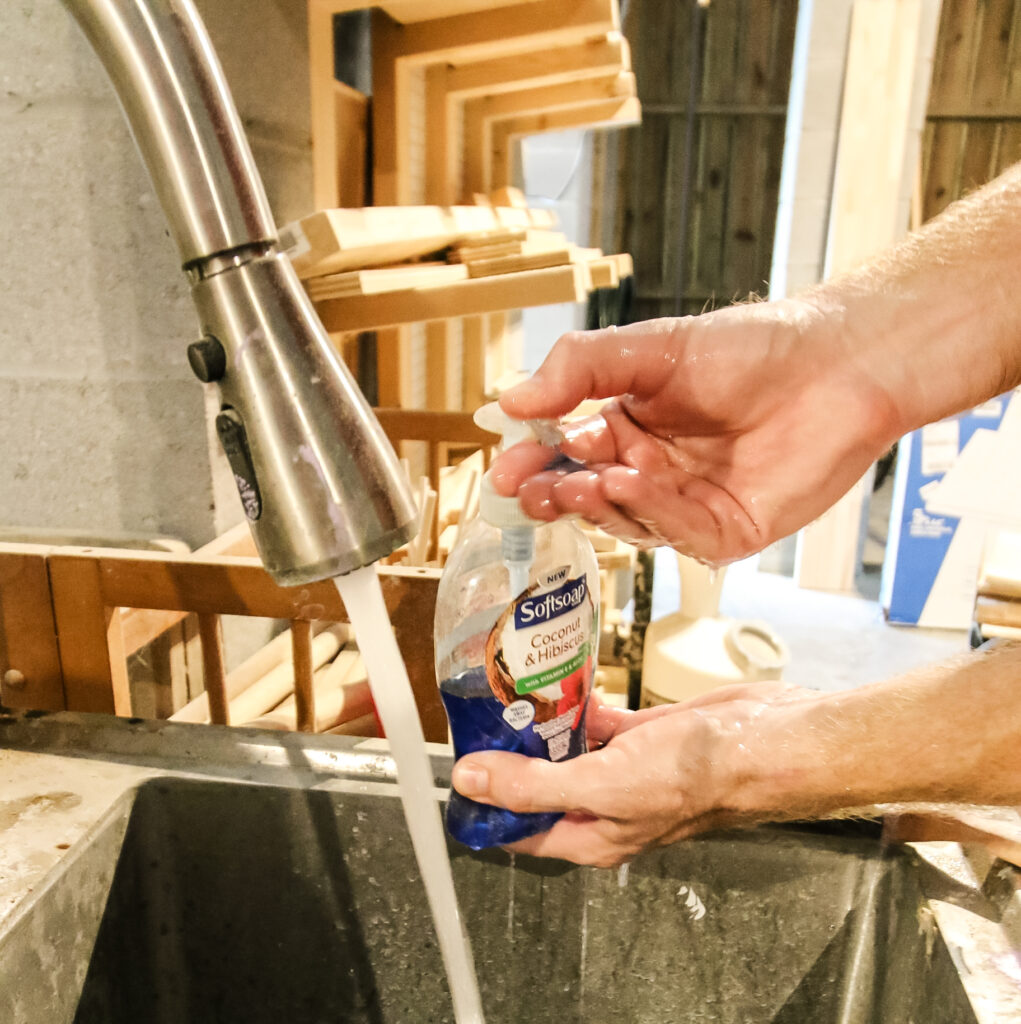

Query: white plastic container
<box><xmin>640</xmin><ymin>555</ymin><xmax>788</xmax><ymax>707</ymax></box>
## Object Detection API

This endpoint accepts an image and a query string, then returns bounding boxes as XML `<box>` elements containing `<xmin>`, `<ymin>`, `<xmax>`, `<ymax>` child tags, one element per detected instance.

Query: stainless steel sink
<box><xmin>0</xmin><ymin>710</ymin><xmax>1013</xmax><ymax>1023</ymax></box>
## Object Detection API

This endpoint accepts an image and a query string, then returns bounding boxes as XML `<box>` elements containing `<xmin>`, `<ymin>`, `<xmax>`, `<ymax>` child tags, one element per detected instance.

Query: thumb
<box><xmin>452</xmin><ymin>748</ymin><xmax>615</xmax><ymax>816</ymax></box>
<box><xmin>499</xmin><ymin>323</ymin><xmax>674</xmax><ymax>419</ymax></box>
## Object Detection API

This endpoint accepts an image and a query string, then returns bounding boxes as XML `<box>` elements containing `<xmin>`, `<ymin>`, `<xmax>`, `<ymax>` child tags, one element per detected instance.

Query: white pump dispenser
<box><xmin>473</xmin><ymin>402</ymin><xmax>543</xmax><ymax>596</ymax></box>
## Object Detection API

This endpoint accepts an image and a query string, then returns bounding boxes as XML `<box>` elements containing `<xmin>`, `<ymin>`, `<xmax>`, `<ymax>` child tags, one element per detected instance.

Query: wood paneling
<box><xmin>603</xmin><ymin>0</ymin><xmax>798</xmax><ymax>319</ymax></box>
<box><xmin>922</xmin><ymin>0</ymin><xmax>1021</xmax><ymax>221</ymax></box>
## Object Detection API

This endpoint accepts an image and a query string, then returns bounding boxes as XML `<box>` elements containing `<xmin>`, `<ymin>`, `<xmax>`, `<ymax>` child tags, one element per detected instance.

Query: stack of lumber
<box><xmin>284</xmin><ymin>194</ymin><xmax>632</xmax><ymax>337</ymax></box>
<box><xmin>170</xmin><ymin>621</ymin><xmax>379</xmax><ymax>737</ymax></box>
<box><xmin>974</xmin><ymin>529</ymin><xmax>1021</xmax><ymax>642</ymax></box>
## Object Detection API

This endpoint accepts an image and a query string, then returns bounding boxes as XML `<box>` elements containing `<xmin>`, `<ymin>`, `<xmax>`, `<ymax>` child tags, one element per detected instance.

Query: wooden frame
<box><xmin>426</xmin><ymin>33</ymin><xmax>631</xmax><ymax>204</ymax></box>
<box><xmin>0</xmin><ymin>544</ymin><xmax>446</xmax><ymax>743</ymax></box>
<box><xmin>372</xmin><ymin>0</ymin><xmax>621</xmax><ymax>205</ymax></box>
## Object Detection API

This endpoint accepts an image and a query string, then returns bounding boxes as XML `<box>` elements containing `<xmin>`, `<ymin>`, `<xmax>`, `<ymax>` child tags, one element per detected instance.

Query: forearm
<box><xmin>728</xmin><ymin>642</ymin><xmax>1021</xmax><ymax>820</ymax></box>
<box><xmin>808</xmin><ymin>161</ymin><xmax>1021</xmax><ymax>442</ymax></box>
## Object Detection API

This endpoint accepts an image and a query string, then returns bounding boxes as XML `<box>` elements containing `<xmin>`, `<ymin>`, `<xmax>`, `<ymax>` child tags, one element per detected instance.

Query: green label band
<box><xmin>515</xmin><ymin>644</ymin><xmax>590</xmax><ymax>695</ymax></box>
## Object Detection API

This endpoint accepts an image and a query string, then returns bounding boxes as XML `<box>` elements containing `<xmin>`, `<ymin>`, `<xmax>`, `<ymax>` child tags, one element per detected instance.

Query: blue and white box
<box><xmin>881</xmin><ymin>391</ymin><xmax>1020</xmax><ymax>628</ymax></box>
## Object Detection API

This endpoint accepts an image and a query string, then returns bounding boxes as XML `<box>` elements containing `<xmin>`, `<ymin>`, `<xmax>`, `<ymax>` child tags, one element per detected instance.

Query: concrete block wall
<box><xmin>0</xmin><ymin>0</ymin><xmax>313</xmax><ymax>549</ymax></box>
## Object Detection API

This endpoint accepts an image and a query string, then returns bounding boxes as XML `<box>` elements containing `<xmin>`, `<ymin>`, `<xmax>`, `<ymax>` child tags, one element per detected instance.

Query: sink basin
<box><xmin>0</xmin><ymin>766</ymin><xmax>980</xmax><ymax>1024</ymax></box>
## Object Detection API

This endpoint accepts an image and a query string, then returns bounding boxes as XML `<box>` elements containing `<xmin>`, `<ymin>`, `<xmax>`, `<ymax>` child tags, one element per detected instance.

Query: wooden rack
<box><xmin>304</xmin><ymin>0</ymin><xmax>638</xmax><ymax>415</ymax></box>
<box><xmin>0</xmin><ymin>541</ymin><xmax>446</xmax><ymax>743</ymax></box>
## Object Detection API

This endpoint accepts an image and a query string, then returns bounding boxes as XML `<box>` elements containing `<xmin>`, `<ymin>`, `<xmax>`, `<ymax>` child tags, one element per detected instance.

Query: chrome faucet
<box><xmin>61</xmin><ymin>0</ymin><xmax>417</xmax><ymax>585</ymax></box>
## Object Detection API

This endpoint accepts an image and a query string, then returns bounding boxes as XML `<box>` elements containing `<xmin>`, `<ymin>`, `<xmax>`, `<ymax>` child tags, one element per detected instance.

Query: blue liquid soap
<box><xmin>440</xmin><ymin>665</ymin><xmax>589</xmax><ymax>848</ymax></box>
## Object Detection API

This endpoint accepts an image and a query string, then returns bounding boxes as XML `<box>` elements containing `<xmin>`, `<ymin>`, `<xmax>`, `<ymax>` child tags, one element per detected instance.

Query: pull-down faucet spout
<box><xmin>60</xmin><ymin>0</ymin><xmax>417</xmax><ymax>584</ymax></box>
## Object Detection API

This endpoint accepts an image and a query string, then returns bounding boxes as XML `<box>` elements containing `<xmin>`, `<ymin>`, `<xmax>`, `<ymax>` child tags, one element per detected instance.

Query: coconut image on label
<box><xmin>484</xmin><ymin>566</ymin><xmax>596</xmax><ymax>761</ymax></box>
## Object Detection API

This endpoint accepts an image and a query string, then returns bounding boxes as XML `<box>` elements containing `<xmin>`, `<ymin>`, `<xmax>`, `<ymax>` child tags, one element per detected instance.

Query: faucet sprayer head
<box><xmin>61</xmin><ymin>0</ymin><xmax>417</xmax><ymax>584</ymax></box>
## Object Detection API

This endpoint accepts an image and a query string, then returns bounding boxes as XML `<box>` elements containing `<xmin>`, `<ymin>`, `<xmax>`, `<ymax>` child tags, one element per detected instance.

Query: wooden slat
<box><xmin>959</xmin><ymin>0</ymin><xmax>1015</xmax><ymax>194</ymax></box>
<box><xmin>446</xmin><ymin>33</ymin><xmax>629</xmax><ymax>96</ymax></box>
<box><xmin>798</xmin><ymin>0</ymin><xmax>935</xmax><ymax>592</ymax></box>
<box><xmin>923</xmin><ymin>0</ymin><xmax>980</xmax><ymax>219</ymax></box>
<box><xmin>333</xmin><ymin>80</ymin><xmax>369</xmax><ymax>207</ymax></box>
<box><xmin>385</xmin><ymin>0</ymin><xmax>618</xmax><ymax>66</ymax></box>
<box><xmin>315</xmin><ymin>264</ymin><xmax>591</xmax><ymax>332</ymax></box>
<box><xmin>320</xmin><ymin>0</ymin><xmax>535</xmax><ymax>20</ymax></box>
<box><xmin>0</xmin><ymin>545</ymin><xmax>65</xmax><ymax>711</ymax></box>
<box><xmin>291</xmin><ymin>619</ymin><xmax>316</xmax><ymax>732</ymax></box>
<box><xmin>44</xmin><ymin>549</ymin><xmax>443</xmax><ymax>738</ymax></box>
<box><xmin>198</xmin><ymin>613</ymin><xmax>229</xmax><ymax>726</ymax></box>
<box><xmin>461</xmin><ymin>315</ymin><xmax>487</xmax><ymax>407</ymax></box>
<box><xmin>48</xmin><ymin>555</ymin><xmax>126</xmax><ymax>715</ymax></box>
<box><xmin>306</xmin><ymin>263</ymin><xmax>468</xmax><ymax>300</ymax></box>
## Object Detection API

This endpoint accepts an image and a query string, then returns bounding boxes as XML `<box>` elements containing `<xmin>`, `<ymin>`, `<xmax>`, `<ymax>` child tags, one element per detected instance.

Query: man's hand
<box><xmin>491</xmin><ymin>299</ymin><xmax>902</xmax><ymax>565</ymax></box>
<box><xmin>450</xmin><ymin>683</ymin><xmax>816</xmax><ymax>867</ymax></box>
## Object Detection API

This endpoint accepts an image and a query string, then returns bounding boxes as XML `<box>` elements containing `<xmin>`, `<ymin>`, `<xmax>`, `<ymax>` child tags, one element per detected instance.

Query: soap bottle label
<box><xmin>485</xmin><ymin>567</ymin><xmax>595</xmax><ymax>761</ymax></box>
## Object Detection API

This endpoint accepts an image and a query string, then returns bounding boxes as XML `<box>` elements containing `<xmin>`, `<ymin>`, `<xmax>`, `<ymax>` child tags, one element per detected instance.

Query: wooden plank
<box><xmin>372</xmin><ymin>9</ymin><xmax>402</xmax><ymax>205</ymax></box>
<box><xmin>388</xmin><ymin>0</ymin><xmax>618</xmax><ymax>66</ymax></box>
<box><xmin>490</xmin><ymin>97</ymin><xmax>642</xmax><ymax>189</ymax></box>
<box><xmin>424</xmin><ymin>63</ymin><xmax>454</xmax><ymax>204</ymax></box>
<box><xmin>291</xmin><ymin>619</ymin><xmax>316</xmax><ymax>732</ymax></box>
<box><xmin>464</xmin><ymin>248</ymin><xmax>576</xmax><ymax>278</ymax></box>
<box><xmin>315</xmin><ymin>264</ymin><xmax>592</xmax><ymax>332</ymax></box>
<box><xmin>384</xmin><ymin>565</ymin><xmax>446</xmax><ymax>742</ymax></box>
<box><xmin>0</xmin><ymin>545</ymin><xmax>65</xmax><ymax>711</ymax></box>
<box><xmin>923</xmin><ymin>0</ymin><xmax>980</xmax><ymax>219</ymax></box>
<box><xmin>375</xmin><ymin>327</ymin><xmax>403</xmax><ymax>407</ymax></box>
<box><xmin>118</xmin><ymin>522</ymin><xmax>257</xmax><ymax>658</ymax></box>
<box><xmin>446</xmin><ymin>33</ymin><xmax>629</xmax><ymax>97</ymax></box>
<box><xmin>373</xmin><ymin>407</ymin><xmax>499</xmax><ymax>448</ymax></box>
<box><xmin>425</xmin><ymin>320</ymin><xmax>454</xmax><ymax>411</ymax></box>
<box><xmin>959</xmin><ymin>0</ymin><xmax>1014</xmax><ymax>193</ymax></box>
<box><xmin>587</xmin><ymin>256</ymin><xmax>620</xmax><ymax>289</ymax></box>
<box><xmin>47</xmin><ymin>549</ymin><xmax>433</xmax><ymax>623</ymax></box>
<box><xmin>198</xmin><ymin>613</ymin><xmax>229</xmax><ymax>726</ymax></box>
<box><xmin>306</xmin><ymin>263</ymin><xmax>468</xmax><ymax>300</ymax></box>
<box><xmin>797</xmin><ymin>0</ymin><xmax>934</xmax><ymax>592</ymax></box>
<box><xmin>461</xmin><ymin>315</ymin><xmax>487</xmax><ymax>408</ymax></box>
<box><xmin>333</xmin><ymin>80</ymin><xmax>369</xmax><ymax>207</ymax></box>
<box><xmin>47</xmin><ymin>555</ymin><xmax>123</xmax><ymax>714</ymax></box>
<box><xmin>320</xmin><ymin>0</ymin><xmax>538</xmax><ymax>18</ymax></box>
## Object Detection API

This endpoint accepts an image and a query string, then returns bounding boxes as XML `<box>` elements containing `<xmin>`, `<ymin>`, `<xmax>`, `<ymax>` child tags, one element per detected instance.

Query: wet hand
<box><xmin>450</xmin><ymin>683</ymin><xmax>816</xmax><ymax>867</ymax></box>
<box><xmin>491</xmin><ymin>301</ymin><xmax>900</xmax><ymax>565</ymax></box>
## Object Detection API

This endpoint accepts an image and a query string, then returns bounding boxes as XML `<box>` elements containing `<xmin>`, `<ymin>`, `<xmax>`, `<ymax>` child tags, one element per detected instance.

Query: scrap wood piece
<box><xmin>975</xmin><ymin>595</ymin><xmax>1021</xmax><ymax>629</ymax></box>
<box><xmin>242</xmin><ymin>646</ymin><xmax>372</xmax><ymax>733</ymax></box>
<box><xmin>465</xmin><ymin>248</ymin><xmax>577</xmax><ymax>278</ymax></box>
<box><xmin>226</xmin><ymin>625</ymin><xmax>349</xmax><ymax>725</ymax></box>
<box><xmin>306</xmin><ymin>263</ymin><xmax>469</xmax><ymax>301</ymax></box>
<box><xmin>446</xmin><ymin>32</ymin><xmax>630</xmax><ymax>97</ymax></box>
<box><xmin>285</xmin><ymin>205</ymin><xmax>563</xmax><ymax>279</ymax></box>
<box><xmin>314</xmin><ymin>263</ymin><xmax>591</xmax><ymax>332</ymax></box>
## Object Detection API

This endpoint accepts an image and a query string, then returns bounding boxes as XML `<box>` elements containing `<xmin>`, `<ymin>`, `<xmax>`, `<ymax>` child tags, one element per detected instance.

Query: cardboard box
<box><xmin>881</xmin><ymin>391</ymin><xmax>1020</xmax><ymax>628</ymax></box>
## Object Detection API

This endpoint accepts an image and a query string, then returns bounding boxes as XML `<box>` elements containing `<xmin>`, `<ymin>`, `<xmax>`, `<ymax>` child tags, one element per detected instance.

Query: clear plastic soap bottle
<box><xmin>434</xmin><ymin>405</ymin><xmax>600</xmax><ymax>850</ymax></box>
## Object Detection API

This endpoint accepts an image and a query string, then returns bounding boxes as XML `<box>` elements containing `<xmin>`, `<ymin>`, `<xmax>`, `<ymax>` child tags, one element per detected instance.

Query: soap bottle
<box><xmin>434</xmin><ymin>405</ymin><xmax>600</xmax><ymax>850</ymax></box>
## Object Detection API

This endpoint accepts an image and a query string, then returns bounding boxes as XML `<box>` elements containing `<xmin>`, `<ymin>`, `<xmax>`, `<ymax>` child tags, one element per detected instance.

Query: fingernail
<box><xmin>452</xmin><ymin>762</ymin><xmax>489</xmax><ymax>797</ymax></box>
